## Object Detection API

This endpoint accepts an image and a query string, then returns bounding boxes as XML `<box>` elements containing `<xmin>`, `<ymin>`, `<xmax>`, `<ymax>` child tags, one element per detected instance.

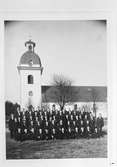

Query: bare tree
<box><xmin>48</xmin><ymin>74</ymin><xmax>79</xmax><ymax>110</ymax></box>
<box><xmin>89</xmin><ymin>88</ymin><xmax>99</xmax><ymax>118</ymax></box>
<box><xmin>42</xmin><ymin>91</ymin><xmax>50</xmax><ymax>110</ymax></box>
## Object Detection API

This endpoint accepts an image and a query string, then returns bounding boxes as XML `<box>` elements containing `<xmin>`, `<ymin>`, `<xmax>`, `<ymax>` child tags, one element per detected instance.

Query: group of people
<box><xmin>8</xmin><ymin>105</ymin><xmax>104</xmax><ymax>142</ymax></box>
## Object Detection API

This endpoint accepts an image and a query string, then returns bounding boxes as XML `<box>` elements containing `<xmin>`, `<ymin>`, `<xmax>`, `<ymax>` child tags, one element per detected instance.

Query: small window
<box><xmin>28</xmin><ymin>59</ymin><xmax>33</xmax><ymax>66</ymax></box>
<box><xmin>28</xmin><ymin>75</ymin><xmax>34</xmax><ymax>84</ymax></box>
<box><xmin>29</xmin><ymin>91</ymin><xmax>33</xmax><ymax>96</ymax></box>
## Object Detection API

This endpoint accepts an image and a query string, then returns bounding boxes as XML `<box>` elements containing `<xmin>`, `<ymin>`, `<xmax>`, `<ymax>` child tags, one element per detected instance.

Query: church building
<box><xmin>17</xmin><ymin>40</ymin><xmax>107</xmax><ymax>117</ymax></box>
<box><xmin>17</xmin><ymin>40</ymin><xmax>43</xmax><ymax>109</ymax></box>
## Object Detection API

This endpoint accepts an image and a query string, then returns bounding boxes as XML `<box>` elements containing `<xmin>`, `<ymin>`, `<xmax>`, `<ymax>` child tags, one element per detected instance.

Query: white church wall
<box><xmin>20</xmin><ymin>69</ymin><xmax>42</xmax><ymax>109</ymax></box>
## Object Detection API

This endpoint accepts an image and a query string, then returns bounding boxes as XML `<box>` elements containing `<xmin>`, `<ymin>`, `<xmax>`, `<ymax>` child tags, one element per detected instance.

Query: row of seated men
<box><xmin>8</xmin><ymin>106</ymin><xmax>104</xmax><ymax>141</ymax></box>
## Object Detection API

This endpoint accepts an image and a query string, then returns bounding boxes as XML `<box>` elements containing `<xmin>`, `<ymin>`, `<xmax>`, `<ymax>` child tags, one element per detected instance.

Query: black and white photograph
<box><xmin>5</xmin><ymin>20</ymin><xmax>107</xmax><ymax>159</ymax></box>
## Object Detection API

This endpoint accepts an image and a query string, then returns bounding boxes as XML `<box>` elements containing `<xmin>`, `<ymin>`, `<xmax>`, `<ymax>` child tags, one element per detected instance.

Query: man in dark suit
<box><xmin>45</xmin><ymin>129</ymin><xmax>49</xmax><ymax>140</ymax></box>
<box><xmin>51</xmin><ymin>128</ymin><xmax>56</xmax><ymax>140</ymax></box>
<box><xmin>89</xmin><ymin>113</ymin><xmax>96</xmax><ymax>137</ymax></box>
<box><xmin>29</xmin><ymin>127</ymin><xmax>35</xmax><ymax>140</ymax></box>
<box><xmin>61</xmin><ymin>127</ymin><xmax>65</xmax><ymax>139</ymax></box>
<box><xmin>75</xmin><ymin>127</ymin><xmax>79</xmax><ymax>139</ymax></box>
<box><xmin>38</xmin><ymin>128</ymin><xmax>43</xmax><ymax>140</ymax></box>
<box><xmin>8</xmin><ymin>114</ymin><xmax>15</xmax><ymax>139</ymax></box>
<box><xmin>16</xmin><ymin>106</ymin><xmax>21</xmax><ymax>118</ymax></box>
<box><xmin>96</xmin><ymin>113</ymin><xmax>104</xmax><ymax>137</ymax></box>
<box><xmin>83</xmin><ymin>114</ymin><xmax>89</xmax><ymax>138</ymax></box>
<box><xmin>15</xmin><ymin>128</ymin><xmax>22</xmax><ymax>141</ymax></box>
<box><xmin>68</xmin><ymin>127</ymin><xmax>72</xmax><ymax>139</ymax></box>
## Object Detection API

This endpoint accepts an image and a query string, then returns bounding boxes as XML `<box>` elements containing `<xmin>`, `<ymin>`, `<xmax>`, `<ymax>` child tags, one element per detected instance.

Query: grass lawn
<box><xmin>6</xmin><ymin>128</ymin><xmax>107</xmax><ymax>159</ymax></box>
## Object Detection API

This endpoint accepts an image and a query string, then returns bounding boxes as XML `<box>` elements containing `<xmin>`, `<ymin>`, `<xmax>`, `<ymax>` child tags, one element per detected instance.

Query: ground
<box><xmin>6</xmin><ymin>127</ymin><xmax>107</xmax><ymax>159</ymax></box>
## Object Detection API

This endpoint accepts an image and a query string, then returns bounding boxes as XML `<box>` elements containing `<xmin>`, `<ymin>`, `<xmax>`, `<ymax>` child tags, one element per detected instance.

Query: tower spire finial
<box><xmin>25</xmin><ymin>39</ymin><xmax>36</xmax><ymax>52</ymax></box>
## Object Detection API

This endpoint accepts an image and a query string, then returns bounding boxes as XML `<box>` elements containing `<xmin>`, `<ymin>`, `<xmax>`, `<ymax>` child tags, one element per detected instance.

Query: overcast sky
<box><xmin>5</xmin><ymin>20</ymin><xmax>107</xmax><ymax>103</ymax></box>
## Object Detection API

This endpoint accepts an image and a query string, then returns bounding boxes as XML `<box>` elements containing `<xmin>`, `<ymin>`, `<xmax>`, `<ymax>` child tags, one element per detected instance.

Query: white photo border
<box><xmin>0</xmin><ymin>10</ymin><xmax>116</xmax><ymax>167</ymax></box>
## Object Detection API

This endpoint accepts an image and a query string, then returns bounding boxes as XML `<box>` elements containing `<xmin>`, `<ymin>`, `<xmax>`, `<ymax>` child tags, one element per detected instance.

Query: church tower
<box><xmin>17</xmin><ymin>40</ymin><xmax>43</xmax><ymax>109</ymax></box>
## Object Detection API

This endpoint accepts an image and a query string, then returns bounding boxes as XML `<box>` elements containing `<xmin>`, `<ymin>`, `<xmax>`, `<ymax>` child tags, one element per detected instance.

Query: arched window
<box><xmin>28</xmin><ymin>91</ymin><xmax>33</xmax><ymax>96</ymax></box>
<box><xmin>28</xmin><ymin>75</ymin><xmax>34</xmax><ymax>84</ymax></box>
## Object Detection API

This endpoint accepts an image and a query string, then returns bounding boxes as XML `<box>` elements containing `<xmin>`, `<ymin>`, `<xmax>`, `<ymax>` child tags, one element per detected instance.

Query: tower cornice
<box><xmin>17</xmin><ymin>66</ymin><xmax>43</xmax><ymax>74</ymax></box>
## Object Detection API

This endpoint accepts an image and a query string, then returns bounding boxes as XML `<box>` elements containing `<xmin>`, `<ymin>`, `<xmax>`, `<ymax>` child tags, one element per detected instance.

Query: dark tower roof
<box><xmin>19</xmin><ymin>40</ymin><xmax>42</xmax><ymax>66</ymax></box>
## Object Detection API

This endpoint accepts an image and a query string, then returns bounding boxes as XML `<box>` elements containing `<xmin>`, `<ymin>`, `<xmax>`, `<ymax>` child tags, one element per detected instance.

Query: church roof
<box><xmin>42</xmin><ymin>86</ymin><xmax>107</xmax><ymax>102</ymax></box>
<box><xmin>20</xmin><ymin>50</ymin><xmax>42</xmax><ymax>65</ymax></box>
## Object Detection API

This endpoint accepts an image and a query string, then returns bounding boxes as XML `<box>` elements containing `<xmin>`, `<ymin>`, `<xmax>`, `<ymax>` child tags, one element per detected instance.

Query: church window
<box><xmin>28</xmin><ymin>75</ymin><xmax>34</xmax><ymax>84</ymax></box>
<box><xmin>28</xmin><ymin>91</ymin><xmax>33</xmax><ymax>96</ymax></box>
